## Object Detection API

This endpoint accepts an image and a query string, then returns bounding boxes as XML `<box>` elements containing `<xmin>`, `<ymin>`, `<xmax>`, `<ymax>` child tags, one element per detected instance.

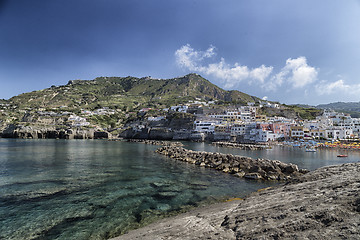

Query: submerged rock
<box><xmin>153</xmin><ymin>191</ymin><xmax>178</xmax><ymax>200</ymax></box>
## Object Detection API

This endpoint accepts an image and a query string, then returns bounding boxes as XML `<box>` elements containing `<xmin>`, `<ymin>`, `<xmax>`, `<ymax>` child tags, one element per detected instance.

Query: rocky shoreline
<box><xmin>113</xmin><ymin>162</ymin><xmax>360</xmax><ymax>239</ymax></box>
<box><xmin>155</xmin><ymin>146</ymin><xmax>306</xmax><ymax>181</ymax></box>
<box><xmin>0</xmin><ymin>124</ymin><xmax>111</xmax><ymax>139</ymax></box>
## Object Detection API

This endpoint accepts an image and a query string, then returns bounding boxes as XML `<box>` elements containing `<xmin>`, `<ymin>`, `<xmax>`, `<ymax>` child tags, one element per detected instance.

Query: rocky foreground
<box><xmin>113</xmin><ymin>162</ymin><xmax>360</xmax><ymax>240</ymax></box>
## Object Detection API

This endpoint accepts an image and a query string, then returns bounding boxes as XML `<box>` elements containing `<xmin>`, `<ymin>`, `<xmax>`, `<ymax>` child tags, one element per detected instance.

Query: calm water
<box><xmin>1</xmin><ymin>140</ymin><xmax>359</xmax><ymax>239</ymax></box>
<box><xmin>0</xmin><ymin>139</ymin><xmax>275</xmax><ymax>240</ymax></box>
<box><xmin>183</xmin><ymin>142</ymin><xmax>360</xmax><ymax>170</ymax></box>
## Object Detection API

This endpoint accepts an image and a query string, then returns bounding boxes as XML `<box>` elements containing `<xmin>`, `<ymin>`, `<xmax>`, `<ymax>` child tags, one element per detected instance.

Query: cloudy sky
<box><xmin>0</xmin><ymin>0</ymin><xmax>359</xmax><ymax>105</ymax></box>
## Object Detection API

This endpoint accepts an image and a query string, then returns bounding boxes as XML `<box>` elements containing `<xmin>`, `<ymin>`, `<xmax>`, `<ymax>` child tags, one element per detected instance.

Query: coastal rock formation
<box><xmin>118</xmin><ymin>127</ymin><xmax>174</xmax><ymax>140</ymax></box>
<box><xmin>212</xmin><ymin>141</ymin><xmax>268</xmax><ymax>150</ymax></box>
<box><xmin>221</xmin><ymin>162</ymin><xmax>360</xmax><ymax>239</ymax></box>
<box><xmin>0</xmin><ymin>124</ymin><xmax>111</xmax><ymax>139</ymax></box>
<box><xmin>155</xmin><ymin>146</ymin><xmax>305</xmax><ymax>181</ymax></box>
<box><xmin>113</xmin><ymin>162</ymin><xmax>360</xmax><ymax>240</ymax></box>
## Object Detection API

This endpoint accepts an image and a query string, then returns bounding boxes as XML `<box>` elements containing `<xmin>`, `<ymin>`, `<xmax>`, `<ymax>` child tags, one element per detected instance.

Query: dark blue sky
<box><xmin>1</xmin><ymin>0</ymin><xmax>360</xmax><ymax>104</ymax></box>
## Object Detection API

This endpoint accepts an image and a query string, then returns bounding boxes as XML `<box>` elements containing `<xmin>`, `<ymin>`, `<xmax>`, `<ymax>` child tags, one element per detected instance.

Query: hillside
<box><xmin>7</xmin><ymin>73</ymin><xmax>260</xmax><ymax>111</ymax></box>
<box><xmin>258</xmin><ymin>104</ymin><xmax>322</xmax><ymax>120</ymax></box>
<box><xmin>0</xmin><ymin>73</ymin><xmax>325</xmax><ymax>138</ymax></box>
<box><xmin>317</xmin><ymin>102</ymin><xmax>360</xmax><ymax>118</ymax></box>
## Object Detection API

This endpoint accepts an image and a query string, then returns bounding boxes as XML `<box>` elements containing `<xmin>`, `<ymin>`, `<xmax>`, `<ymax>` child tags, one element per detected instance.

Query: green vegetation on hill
<box><xmin>317</xmin><ymin>102</ymin><xmax>360</xmax><ymax>118</ymax></box>
<box><xmin>287</xmin><ymin>105</ymin><xmax>322</xmax><ymax>120</ymax></box>
<box><xmin>8</xmin><ymin>73</ymin><xmax>260</xmax><ymax>111</ymax></box>
<box><xmin>0</xmin><ymin>73</ymin><xmax>327</xmax><ymax>134</ymax></box>
<box><xmin>258</xmin><ymin>105</ymin><xmax>322</xmax><ymax>120</ymax></box>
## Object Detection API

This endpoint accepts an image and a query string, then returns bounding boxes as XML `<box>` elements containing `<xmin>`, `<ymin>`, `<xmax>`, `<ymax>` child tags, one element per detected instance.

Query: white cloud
<box><xmin>315</xmin><ymin>79</ymin><xmax>360</xmax><ymax>95</ymax></box>
<box><xmin>262</xmin><ymin>96</ymin><xmax>268</xmax><ymax>100</ymax></box>
<box><xmin>249</xmin><ymin>65</ymin><xmax>274</xmax><ymax>84</ymax></box>
<box><xmin>268</xmin><ymin>57</ymin><xmax>318</xmax><ymax>90</ymax></box>
<box><xmin>175</xmin><ymin>44</ymin><xmax>216</xmax><ymax>70</ymax></box>
<box><xmin>175</xmin><ymin>45</ymin><xmax>318</xmax><ymax>94</ymax></box>
<box><xmin>175</xmin><ymin>44</ymin><xmax>273</xmax><ymax>89</ymax></box>
<box><xmin>201</xmin><ymin>58</ymin><xmax>251</xmax><ymax>89</ymax></box>
<box><xmin>174</xmin><ymin>44</ymin><xmax>358</xmax><ymax>104</ymax></box>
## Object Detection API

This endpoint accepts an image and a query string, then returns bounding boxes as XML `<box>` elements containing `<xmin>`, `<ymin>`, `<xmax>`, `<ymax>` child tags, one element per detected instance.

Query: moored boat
<box><xmin>305</xmin><ymin>147</ymin><xmax>316</xmax><ymax>152</ymax></box>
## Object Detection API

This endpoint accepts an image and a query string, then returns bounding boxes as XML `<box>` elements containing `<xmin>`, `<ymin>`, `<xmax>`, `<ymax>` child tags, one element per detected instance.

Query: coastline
<box><xmin>112</xmin><ymin>162</ymin><xmax>360</xmax><ymax>239</ymax></box>
<box><xmin>111</xmin><ymin>198</ymin><xmax>242</xmax><ymax>240</ymax></box>
<box><xmin>0</xmin><ymin>138</ymin><xmax>358</xmax><ymax>239</ymax></box>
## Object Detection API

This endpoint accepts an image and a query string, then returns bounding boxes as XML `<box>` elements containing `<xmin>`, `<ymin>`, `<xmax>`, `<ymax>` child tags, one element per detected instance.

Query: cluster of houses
<box><xmin>9</xmin><ymin>98</ymin><xmax>359</xmax><ymax>142</ymax></box>
<box><xmin>194</xmin><ymin>108</ymin><xmax>359</xmax><ymax>142</ymax></box>
<box><xmin>81</xmin><ymin>107</ymin><xmax>115</xmax><ymax>116</ymax></box>
<box><xmin>138</xmin><ymin>100</ymin><xmax>358</xmax><ymax>142</ymax></box>
<box><xmin>36</xmin><ymin>108</ymin><xmax>116</xmax><ymax>128</ymax></box>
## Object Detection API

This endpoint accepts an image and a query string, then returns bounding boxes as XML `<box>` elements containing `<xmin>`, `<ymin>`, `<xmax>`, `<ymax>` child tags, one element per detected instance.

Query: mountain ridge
<box><xmin>0</xmin><ymin>73</ymin><xmax>325</xmax><ymax>134</ymax></box>
<box><xmin>5</xmin><ymin>73</ymin><xmax>261</xmax><ymax>111</ymax></box>
<box><xmin>301</xmin><ymin>102</ymin><xmax>360</xmax><ymax>118</ymax></box>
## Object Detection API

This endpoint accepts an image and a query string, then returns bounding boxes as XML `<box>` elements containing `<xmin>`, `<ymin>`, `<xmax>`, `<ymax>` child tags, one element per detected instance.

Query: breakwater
<box><xmin>155</xmin><ymin>146</ymin><xmax>307</xmax><ymax>180</ymax></box>
<box><xmin>212</xmin><ymin>141</ymin><xmax>268</xmax><ymax>150</ymax></box>
<box><xmin>126</xmin><ymin>139</ymin><xmax>183</xmax><ymax>147</ymax></box>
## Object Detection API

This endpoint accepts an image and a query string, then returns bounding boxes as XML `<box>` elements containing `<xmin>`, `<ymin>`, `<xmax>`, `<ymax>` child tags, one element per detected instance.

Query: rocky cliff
<box><xmin>0</xmin><ymin>124</ymin><xmax>111</xmax><ymax>139</ymax></box>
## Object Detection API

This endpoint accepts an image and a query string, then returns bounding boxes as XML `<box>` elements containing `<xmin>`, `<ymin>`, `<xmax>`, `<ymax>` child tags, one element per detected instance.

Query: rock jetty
<box><xmin>113</xmin><ymin>162</ymin><xmax>360</xmax><ymax>240</ymax></box>
<box><xmin>126</xmin><ymin>139</ymin><xmax>183</xmax><ymax>147</ymax></box>
<box><xmin>155</xmin><ymin>146</ymin><xmax>306</xmax><ymax>180</ymax></box>
<box><xmin>212</xmin><ymin>141</ymin><xmax>268</xmax><ymax>150</ymax></box>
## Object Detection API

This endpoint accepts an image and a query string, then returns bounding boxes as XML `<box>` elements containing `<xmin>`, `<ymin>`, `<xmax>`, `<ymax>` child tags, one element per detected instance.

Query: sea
<box><xmin>0</xmin><ymin>139</ymin><xmax>359</xmax><ymax>240</ymax></box>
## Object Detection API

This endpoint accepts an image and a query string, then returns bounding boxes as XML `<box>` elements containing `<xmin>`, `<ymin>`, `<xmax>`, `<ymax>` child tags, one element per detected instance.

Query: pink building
<box><xmin>256</xmin><ymin>123</ymin><xmax>292</xmax><ymax>139</ymax></box>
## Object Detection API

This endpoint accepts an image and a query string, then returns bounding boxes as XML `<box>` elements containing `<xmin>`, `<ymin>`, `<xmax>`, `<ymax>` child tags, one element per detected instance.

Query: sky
<box><xmin>0</xmin><ymin>0</ymin><xmax>360</xmax><ymax>105</ymax></box>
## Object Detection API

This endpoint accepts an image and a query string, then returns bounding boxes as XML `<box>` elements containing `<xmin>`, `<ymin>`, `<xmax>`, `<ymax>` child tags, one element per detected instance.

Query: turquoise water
<box><xmin>0</xmin><ymin>139</ymin><xmax>275</xmax><ymax>240</ymax></box>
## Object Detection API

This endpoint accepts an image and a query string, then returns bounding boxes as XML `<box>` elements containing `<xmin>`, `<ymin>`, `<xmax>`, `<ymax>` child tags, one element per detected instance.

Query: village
<box><xmin>127</xmin><ymin>100</ymin><xmax>360</xmax><ymax>144</ymax></box>
<box><xmin>2</xmin><ymin>99</ymin><xmax>360</xmax><ymax>145</ymax></box>
<box><xmin>193</xmin><ymin>106</ymin><xmax>359</xmax><ymax>142</ymax></box>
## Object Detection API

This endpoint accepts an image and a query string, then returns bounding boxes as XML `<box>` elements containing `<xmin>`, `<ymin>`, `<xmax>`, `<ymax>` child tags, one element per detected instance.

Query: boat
<box><xmin>337</xmin><ymin>154</ymin><xmax>348</xmax><ymax>158</ymax></box>
<box><xmin>305</xmin><ymin>147</ymin><xmax>316</xmax><ymax>152</ymax></box>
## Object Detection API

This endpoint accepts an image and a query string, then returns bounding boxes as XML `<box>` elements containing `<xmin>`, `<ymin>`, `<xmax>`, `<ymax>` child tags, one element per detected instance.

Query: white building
<box><xmin>209</xmin><ymin>109</ymin><xmax>253</xmax><ymax>122</ymax></box>
<box><xmin>68</xmin><ymin>115</ymin><xmax>90</xmax><ymax>127</ymax></box>
<box><xmin>325</xmin><ymin>127</ymin><xmax>353</xmax><ymax>140</ymax></box>
<box><xmin>148</xmin><ymin>116</ymin><xmax>166</xmax><ymax>121</ymax></box>
<box><xmin>248</xmin><ymin>128</ymin><xmax>282</xmax><ymax>142</ymax></box>
<box><xmin>194</xmin><ymin>120</ymin><xmax>217</xmax><ymax>133</ymax></box>
<box><xmin>170</xmin><ymin>105</ymin><xmax>188</xmax><ymax>113</ymax></box>
<box><xmin>352</xmin><ymin>118</ymin><xmax>360</xmax><ymax>135</ymax></box>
